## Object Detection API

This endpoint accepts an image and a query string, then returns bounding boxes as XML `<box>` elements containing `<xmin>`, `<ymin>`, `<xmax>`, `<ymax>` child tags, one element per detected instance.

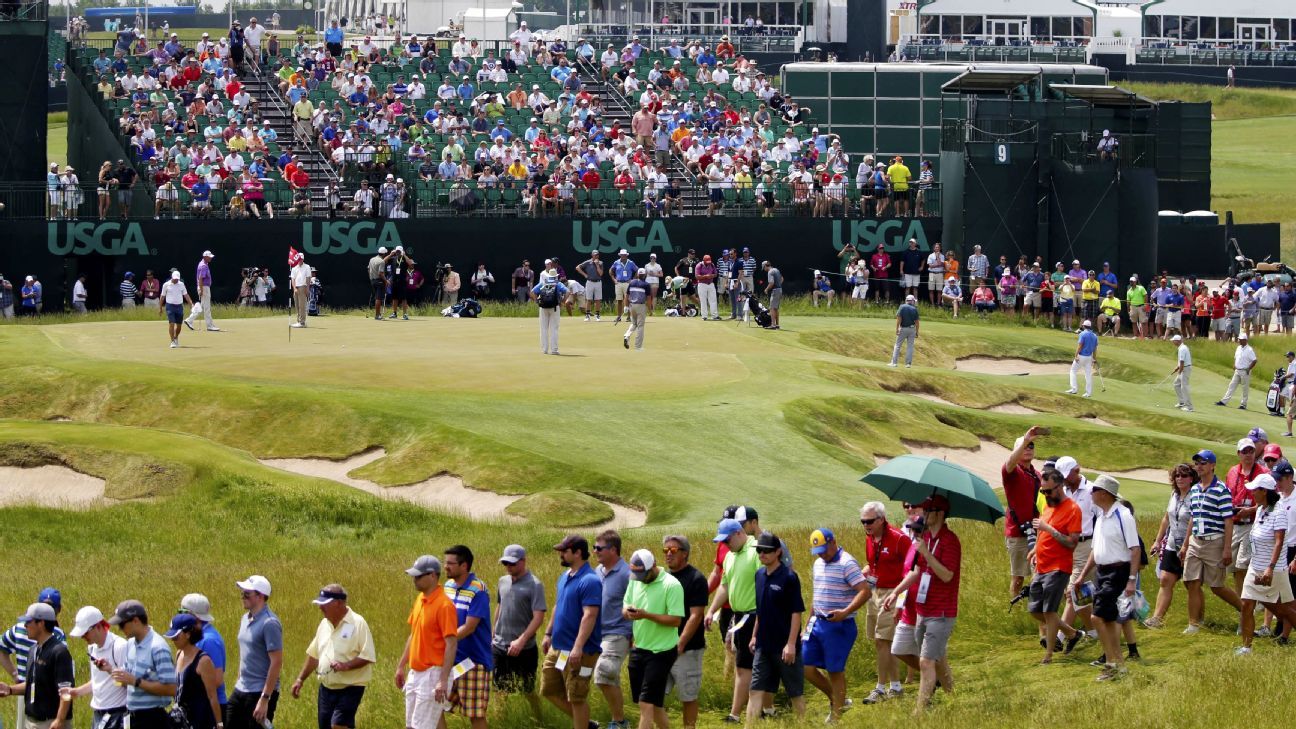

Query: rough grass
<box><xmin>505</xmin><ymin>489</ymin><xmax>615</xmax><ymax>527</ymax></box>
<box><xmin>1125</xmin><ymin>82</ymin><xmax>1296</xmax><ymax>120</ymax></box>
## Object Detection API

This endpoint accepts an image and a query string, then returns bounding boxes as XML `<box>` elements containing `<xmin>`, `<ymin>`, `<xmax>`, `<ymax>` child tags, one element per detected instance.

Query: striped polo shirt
<box><xmin>1249</xmin><ymin>506</ymin><xmax>1281</xmax><ymax>572</ymax></box>
<box><xmin>1188</xmin><ymin>477</ymin><xmax>1234</xmax><ymax>537</ymax></box>
<box><xmin>119</xmin><ymin>280</ymin><xmax>138</xmax><ymax>300</ymax></box>
<box><xmin>811</xmin><ymin>548</ymin><xmax>866</xmax><ymax>613</ymax></box>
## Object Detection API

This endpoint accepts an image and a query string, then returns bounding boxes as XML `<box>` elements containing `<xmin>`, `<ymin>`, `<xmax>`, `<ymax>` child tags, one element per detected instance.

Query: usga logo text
<box><xmin>831</xmin><ymin>220</ymin><xmax>930</xmax><ymax>253</ymax></box>
<box><xmin>47</xmin><ymin>222</ymin><xmax>150</xmax><ymax>255</ymax></box>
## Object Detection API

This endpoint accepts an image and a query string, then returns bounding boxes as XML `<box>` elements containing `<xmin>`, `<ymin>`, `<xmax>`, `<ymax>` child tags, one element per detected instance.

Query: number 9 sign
<box><xmin>994</xmin><ymin>142</ymin><xmax>1010</xmax><ymax>165</ymax></box>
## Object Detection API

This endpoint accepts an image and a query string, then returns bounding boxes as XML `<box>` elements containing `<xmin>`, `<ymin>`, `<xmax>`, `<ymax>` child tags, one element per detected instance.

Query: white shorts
<box><xmin>1024</xmin><ymin>292</ymin><xmax>1042</xmax><ymax>308</ymax></box>
<box><xmin>927</xmin><ymin>272</ymin><xmax>945</xmax><ymax>290</ymax></box>
<box><xmin>1166</xmin><ymin>312</ymin><xmax>1182</xmax><ymax>328</ymax></box>
<box><xmin>902</xmin><ymin>274</ymin><xmax>920</xmax><ymax>289</ymax></box>
<box><xmin>585</xmin><ymin>281</ymin><xmax>603</xmax><ymax>300</ymax></box>
<box><xmin>404</xmin><ymin>666</ymin><xmax>449</xmax><ymax>729</ymax></box>
<box><xmin>852</xmin><ymin>284</ymin><xmax>868</xmax><ymax>299</ymax></box>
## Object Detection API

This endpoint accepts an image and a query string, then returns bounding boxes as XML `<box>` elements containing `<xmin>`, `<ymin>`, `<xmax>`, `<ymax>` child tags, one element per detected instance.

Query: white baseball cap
<box><xmin>180</xmin><ymin>593</ymin><xmax>215</xmax><ymax>622</ymax></box>
<box><xmin>235</xmin><ymin>575</ymin><xmax>272</xmax><ymax>597</ymax></box>
<box><xmin>69</xmin><ymin>606</ymin><xmax>105</xmax><ymax>638</ymax></box>
<box><xmin>1054</xmin><ymin>456</ymin><xmax>1079</xmax><ymax>479</ymax></box>
<box><xmin>202</xmin><ymin>250</ymin><xmax>215</xmax><ymax>258</ymax></box>
<box><xmin>1171</xmin><ymin>334</ymin><xmax>1182</xmax><ymax>342</ymax></box>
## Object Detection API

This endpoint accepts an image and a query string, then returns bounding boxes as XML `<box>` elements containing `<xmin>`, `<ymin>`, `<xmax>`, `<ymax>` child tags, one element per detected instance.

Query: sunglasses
<box><xmin>1040</xmin><ymin>486</ymin><xmax>1058</xmax><ymax>495</ymax></box>
<box><xmin>662</xmin><ymin>547</ymin><xmax>682</xmax><ymax>555</ymax></box>
<box><xmin>859</xmin><ymin>517</ymin><xmax>880</xmax><ymax>526</ymax></box>
<box><xmin>593</xmin><ymin>545</ymin><xmax>608</xmax><ymax>551</ymax></box>
<box><xmin>755</xmin><ymin>547</ymin><xmax>777</xmax><ymax>554</ymax></box>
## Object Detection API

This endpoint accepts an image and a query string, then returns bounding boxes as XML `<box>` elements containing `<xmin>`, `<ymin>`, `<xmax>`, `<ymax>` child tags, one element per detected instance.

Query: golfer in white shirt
<box><xmin>1217</xmin><ymin>333</ymin><xmax>1258</xmax><ymax>409</ymax></box>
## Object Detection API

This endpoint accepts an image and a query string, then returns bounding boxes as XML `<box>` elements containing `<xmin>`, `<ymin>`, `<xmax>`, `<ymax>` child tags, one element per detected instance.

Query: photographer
<box><xmin>1028</xmin><ymin>467</ymin><xmax>1083</xmax><ymax>664</ymax></box>
<box><xmin>471</xmin><ymin>264</ymin><xmax>495</xmax><ymax>300</ymax></box>
<box><xmin>1003</xmin><ymin>428</ymin><xmax>1044</xmax><ymax>599</ymax></box>
<box><xmin>440</xmin><ymin>264</ymin><xmax>461</xmax><ymax>306</ymax></box>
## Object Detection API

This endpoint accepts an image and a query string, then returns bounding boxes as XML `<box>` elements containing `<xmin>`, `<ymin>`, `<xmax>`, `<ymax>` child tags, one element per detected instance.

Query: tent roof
<box><xmin>940</xmin><ymin>69</ymin><xmax>1041</xmax><ymax>94</ymax></box>
<box><xmin>1048</xmin><ymin>84</ymin><xmax>1156</xmax><ymax>108</ymax></box>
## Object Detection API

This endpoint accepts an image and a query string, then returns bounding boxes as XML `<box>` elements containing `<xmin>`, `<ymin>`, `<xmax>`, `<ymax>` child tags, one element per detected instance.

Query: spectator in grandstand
<box><xmin>1097</xmin><ymin>130</ymin><xmax>1119</xmax><ymax>161</ymax></box>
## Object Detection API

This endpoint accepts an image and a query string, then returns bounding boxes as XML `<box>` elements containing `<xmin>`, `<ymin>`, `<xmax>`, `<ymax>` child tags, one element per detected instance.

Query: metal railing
<box><xmin>1136</xmin><ymin>46</ymin><xmax>1296</xmax><ymax>67</ymax></box>
<box><xmin>901</xmin><ymin>43</ymin><xmax>1087</xmax><ymax>63</ymax></box>
<box><xmin>940</xmin><ymin>118</ymin><xmax>1039</xmax><ymax>152</ymax></box>
<box><xmin>0</xmin><ymin>0</ymin><xmax>46</xmax><ymax>22</ymax></box>
<box><xmin>578</xmin><ymin>24</ymin><xmax>801</xmax><ymax>54</ymax></box>
<box><xmin>0</xmin><ymin>180</ymin><xmax>942</xmax><ymax>220</ymax></box>
<box><xmin>1049</xmin><ymin>132</ymin><xmax>1156</xmax><ymax>169</ymax></box>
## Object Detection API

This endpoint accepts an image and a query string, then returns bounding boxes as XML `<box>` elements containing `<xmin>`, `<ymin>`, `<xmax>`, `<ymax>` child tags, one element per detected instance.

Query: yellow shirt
<box><xmin>887</xmin><ymin>163</ymin><xmax>911</xmax><ymax>191</ymax></box>
<box><xmin>507</xmin><ymin>161</ymin><xmax>527</xmax><ymax>179</ymax></box>
<box><xmin>227</xmin><ymin>135</ymin><xmax>247</xmax><ymax>152</ymax></box>
<box><xmin>734</xmin><ymin>172</ymin><xmax>752</xmax><ymax>189</ymax></box>
<box><xmin>305</xmin><ymin>608</ymin><xmax>377</xmax><ymax>689</ymax></box>
<box><xmin>1099</xmin><ymin>295</ymin><xmax>1120</xmax><ymax>316</ymax></box>
<box><xmin>1081</xmin><ymin>278</ymin><xmax>1100</xmax><ymax>301</ymax></box>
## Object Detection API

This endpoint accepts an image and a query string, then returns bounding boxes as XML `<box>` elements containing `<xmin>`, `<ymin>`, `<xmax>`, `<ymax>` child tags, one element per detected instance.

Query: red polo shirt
<box><xmin>1002</xmin><ymin>462</ymin><xmax>1040</xmax><ymax>537</ymax></box>
<box><xmin>1226</xmin><ymin>461</ymin><xmax>1267</xmax><ymax>524</ymax></box>
<box><xmin>865</xmin><ymin>525</ymin><xmax>912</xmax><ymax>589</ymax></box>
<box><xmin>914</xmin><ymin>526</ymin><xmax>961</xmax><ymax>619</ymax></box>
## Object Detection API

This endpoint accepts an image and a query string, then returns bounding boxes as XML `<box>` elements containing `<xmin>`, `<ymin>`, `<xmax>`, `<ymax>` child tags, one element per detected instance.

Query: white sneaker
<box><xmin>887</xmin><ymin>362</ymin><xmax>897</xmax><ymax>368</ymax></box>
<box><xmin>1082</xmin><ymin>393</ymin><xmax>1092</xmax><ymax>398</ymax></box>
<box><xmin>1064</xmin><ymin>389</ymin><xmax>1078</xmax><ymax>395</ymax></box>
<box><xmin>206</xmin><ymin>326</ymin><xmax>221</xmax><ymax>332</ymax></box>
<box><xmin>291</xmin><ymin>323</ymin><xmax>304</xmax><ymax>328</ymax></box>
<box><xmin>170</xmin><ymin>340</ymin><xmax>178</xmax><ymax>348</ymax></box>
<box><xmin>584</xmin><ymin>314</ymin><xmax>590</xmax><ymax>321</ymax></box>
<box><xmin>1235</xmin><ymin>646</ymin><xmax>1252</xmax><ymax>655</ymax></box>
<box><xmin>1183</xmin><ymin>624</ymin><xmax>1200</xmax><ymax>635</ymax></box>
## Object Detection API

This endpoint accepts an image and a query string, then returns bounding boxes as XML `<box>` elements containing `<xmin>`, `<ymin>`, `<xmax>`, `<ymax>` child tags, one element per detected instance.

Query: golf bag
<box><xmin>442</xmin><ymin>298</ymin><xmax>482</xmax><ymax>318</ymax></box>
<box><xmin>747</xmin><ymin>294</ymin><xmax>773</xmax><ymax>328</ymax></box>
<box><xmin>1267</xmin><ymin>367</ymin><xmax>1285</xmax><ymax>415</ymax></box>
<box><xmin>307</xmin><ymin>278</ymin><xmax>323</xmax><ymax>315</ymax></box>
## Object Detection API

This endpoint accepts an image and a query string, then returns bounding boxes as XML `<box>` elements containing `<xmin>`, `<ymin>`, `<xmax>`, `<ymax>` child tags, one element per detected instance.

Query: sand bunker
<box><xmin>260</xmin><ymin>449</ymin><xmax>646</xmax><ymax>528</ymax></box>
<box><xmin>874</xmin><ymin>438</ymin><xmax>1013</xmax><ymax>485</ymax></box>
<box><xmin>989</xmin><ymin>403</ymin><xmax>1040</xmax><ymax>415</ymax></box>
<box><xmin>1081</xmin><ymin>416</ymin><xmax>1115</xmax><ymax>427</ymax></box>
<box><xmin>0</xmin><ymin>465</ymin><xmax>108</xmax><ymax>508</ymax></box>
<box><xmin>954</xmin><ymin>357</ymin><xmax>1072</xmax><ymax>376</ymax></box>
<box><xmin>1104</xmin><ymin>467</ymin><xmax>1170</xmax><ymax>483</ymax></box>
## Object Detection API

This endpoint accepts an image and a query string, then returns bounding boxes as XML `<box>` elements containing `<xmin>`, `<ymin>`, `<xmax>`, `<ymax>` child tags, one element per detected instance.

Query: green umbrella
<box><xmin>861</xmin><ymin>455</ymin><xmax>1003</xmax><ymax>524</ymax></box>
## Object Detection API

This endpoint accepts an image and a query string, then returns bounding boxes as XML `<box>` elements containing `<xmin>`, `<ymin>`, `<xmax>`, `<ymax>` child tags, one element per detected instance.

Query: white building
<box><xmin>889</xmin><ymin>0</ymin><xmax>1296</xmax><ymax>49</ymax></box>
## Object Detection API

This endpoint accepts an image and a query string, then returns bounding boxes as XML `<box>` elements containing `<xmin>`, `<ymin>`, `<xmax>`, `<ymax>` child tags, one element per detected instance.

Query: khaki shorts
<box><xmin>614</xmin><ymin>282</ymin><xmax>629</xmax><ymax>302</ymax></box>
<box><xmin>1231</xmin><ymin>523</ymin><xmax>1254</xmax><ymax>572</ymax></box>
<box><xmin>1184</xmin><ymin>535</ymin><xmax>1227</xmax><ymax>588</ymax></box>
<box><xmin>593</xmin><ymin>634</ymin><xmax>630</xmax><ymax>686</ymax></box>
<box><xmin>1071</xmin><ymin>539</ymin><xmax>1093</xmax><ymax>585</ymax></box>
<box><xmin>665</xmin><ymin>647</ymin><xmax>703</xmax><ymax>702</ymax></box>
<box><xmin>865</xmin><ymin>587</ymin><xmax>899</xmax><ymax>642</ymax></box>
<box><xmin>1131</xmin><ymin>307</ymin><xmax>1148</xmax><ymax>324</ymax></box>
<box><xmin>1006</xmin><ymin>536</ymin><xmax>1032</xmax><ymax>578</ymax></box>
<box><xmin>1024</xmin><ymin>291</ymin><xmax>1042</xmax><ymax>308</ymax></box>
<box><xmin>540</xmin><ymin>648</ymin><xmax>597</xmax><ymax>704</ymax></box>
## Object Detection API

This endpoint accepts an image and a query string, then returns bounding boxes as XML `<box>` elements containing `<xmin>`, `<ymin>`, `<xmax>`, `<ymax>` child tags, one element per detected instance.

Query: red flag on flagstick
<box><xmin>288</xmin><ymin>246</ymin><xmax>302</xmax><ymax>267</ymax></box>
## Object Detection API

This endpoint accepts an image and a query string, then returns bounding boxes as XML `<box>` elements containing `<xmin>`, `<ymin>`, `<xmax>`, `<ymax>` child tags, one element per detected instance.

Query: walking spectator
<box><xmin>1225</xmin><ymin>438</ymin><xmax>1268</xmax><ymax>597</ymax></box>
<box><xmin>1182</xmin><ymin>450</ymin><xmax>1244</xmax><ymax>634</ymax></box>
<box><xmin>623</xmin><ymin>549</ymin><xmax>684</xmax><ymax>729</ymax></box>
<box><xmin>165</xmin><ymin>614</ymin><xmax>222</xmax><ymax>729</ymax></box>
<box><xmin>887</xmin><ymin>496</ymin><xmax>960</xmax><ymax>710</ymax></box>
<box><xmin>442</xmin><ymin>546</ymin><xmax>492</xmax><ymax>729</ymax></box>
<box><xmin>859</xmin><ymin>502</ymin><xmax>911</xmax><ymax>704</ymax></box>
<box><xmin>1002</xmin><ymin>428</ymin><xmax>1042</xmax><ymax>598</ymax></box>
<box><xmin>1074</xmin><ymin>477</ymin><xmax>1139</xmax><ymax>680</ymax></box>
<box><xmin>0</xmin><ymin>603</ymin><xmax>74</xmax><ymax>729</ymax></box>
<box><xmin>179</xmin><ymin>594</ymin><xmax>226</xmax><ymax>720</ymax></box>
<box><xmin>540</xmin><ymin>535</ymin><xmax>603</xmax><ymax>729</ymax></box>
<box><xmin>593</xmin><ymin>531</ymin><xmax>632</xmax><ymax>729</ymax></box>
<box><xmin>747</xmin><ymin>532</ymin><xmax>806</xmax><ymax>726</ymax></box>
<box><xmin>705</xmin><ymin>519</ymin><xmax>759</xmax><ymax>724</ymax></box>
<box><xmin>1146</xmin><ymin>464</ymin><xmax>1197</xmax><ymax>628</ymax></box>
<box><xmin>229</xmin><ymin>576</ymin><xmax>283</xmax><ymax>729</ymax></box>
<box><xmin>661</xmin><ymin>536</ymin><xmax>707</xmax><ymax>728</ymax></box>
<box><xmin>107</xmin><ymin>600</ymin><xmax>177</xmax><ymax>729</ymax></box>
<box><xmin>290</xmin><ymin>581</ymin><xmax>375</xmax><ymax>729</ymax></box>
<box><xmin>1056</xmin><ymin>457</ymin><xmax>1099</xmax><ymax>651</ymax></box>
<box><xmin>511</xmin><ymin>260</ymin><xmax>535</xmax><ymax>304</ymax></box>
<box><xmin>887</xmin><ymin>294</ymin><xmax>919</xmax><ymax>368</ymax></box>
<box><xmin>803</xmin><ymin>528</ymin><xmax>869</xmax><ymax>721</ymax></box>
<box><xmin>492</xmin><ymin>546</ymin><xmax>546</xmax><ymax>715</ymax></box>
<box><xmin>65</xmin><ymin>605</ymin><xmax>129</xmax><ymax>729</ymax></box>
<box><xmin>398</xmin><ymin>556</ymin><xmax>459</xmax><ymax>729</ymax></box>
<box><xmin>1029</xmin><ymin>468</ymin><xmax>1083</xmax><ymax>664</ymax></box>
<box><xmin>1216</xmin><ymin>333</ymin><xmax>1258</xmax><ymax>410</ymax></box>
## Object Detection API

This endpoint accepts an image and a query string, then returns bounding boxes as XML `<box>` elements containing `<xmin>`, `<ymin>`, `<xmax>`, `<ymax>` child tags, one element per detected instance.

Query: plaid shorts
<box><xmin>450</xmin><ymin>664</ymin><xmax>491</xmax><ymax>718</ymax></box>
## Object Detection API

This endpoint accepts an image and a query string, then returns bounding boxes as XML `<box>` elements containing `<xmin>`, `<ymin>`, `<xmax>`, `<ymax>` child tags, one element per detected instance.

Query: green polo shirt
<box><xmin>625</xmin><ymin>571</ymin><xmax>685</xmax><ymax>652</ymax></box>
<box><xmin>721</xmin><ymin>537</ymin><xmax>760</xmax><ymax>613</ymax></box>
<box><xmin>1127</xmin><ymin>284</ymin><xmax>1147</xmax><ymax>307</ymax></box>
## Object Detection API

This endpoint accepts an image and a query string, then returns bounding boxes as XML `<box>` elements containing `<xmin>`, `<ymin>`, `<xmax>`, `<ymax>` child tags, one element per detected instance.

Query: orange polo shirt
<box><xmin>407</xmin><ymin>588</ymin><xmax>459</xmax><ymax>671</ymax></box>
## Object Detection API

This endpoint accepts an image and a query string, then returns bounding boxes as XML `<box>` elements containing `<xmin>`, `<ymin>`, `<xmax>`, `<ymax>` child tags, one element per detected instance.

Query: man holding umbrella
<box><xmin>880</xmin><ymin>496</ymin><xmax>960</xmax><ymax>715</ymax></box>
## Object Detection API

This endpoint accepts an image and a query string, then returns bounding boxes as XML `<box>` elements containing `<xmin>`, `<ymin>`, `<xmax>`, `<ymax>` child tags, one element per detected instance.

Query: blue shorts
<box><xmin>801</xmin><ymin>616</ymin><xmax>856</xmax><ymax>673</ymax></box>
<box><xmin>1058</xmin><ymin>299</ymin><xmax>1074</xmax><ymax>313</ymax></box>
<box><xmin>165</xmin><ymin>303</ymin><xmax>184</xmax><ymax>324</ymax></box>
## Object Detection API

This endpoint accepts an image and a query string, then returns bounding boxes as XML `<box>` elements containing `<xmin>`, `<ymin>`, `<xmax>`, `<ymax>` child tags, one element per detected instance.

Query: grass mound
<box><xmin>505</xmin><ymin>489</ymin><xmax>615</xmax><ymax>527</ymax></box>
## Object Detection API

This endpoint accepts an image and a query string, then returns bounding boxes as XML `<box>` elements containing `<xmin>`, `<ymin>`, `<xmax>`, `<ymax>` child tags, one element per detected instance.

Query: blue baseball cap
<box><xmin>1193</xmin><ymin>449</ymin><xmax>1217</xmax><ymax>464</ymax></box>
<box><xmin>809</xmin><ymin>528</ymin><xmax>835</xmax><ymax>555</ymax></box>
<box><xmin>38</xmin><ymin>588</ymin><xmax>62</xmax><ymax>611</ymax></box>
<box><xmin>163</xmin><ymin>612</ymin><xmax>199</xmax><ymax>639</ymax></box>
<box><xmin>713</xmin><ymin>518</ymin><xmax>743</xmax><ymax>543</ymax></box>
<box><xmin>1272</xmin><ymin>459</ymin><xmax>1294</xmax><ymax>478</ymax></box>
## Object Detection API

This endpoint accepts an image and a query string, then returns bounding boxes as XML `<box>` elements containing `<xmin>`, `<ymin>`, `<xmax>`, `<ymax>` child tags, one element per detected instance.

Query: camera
<box><xmin>906</xmin><ymin>515</ymin><xmax>926</xmax><ymax>535</ymax></box>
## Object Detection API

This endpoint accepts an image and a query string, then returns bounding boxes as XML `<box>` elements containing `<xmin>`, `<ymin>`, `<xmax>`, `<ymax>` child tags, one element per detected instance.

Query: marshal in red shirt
<box><xmin>865</xmin><ymin>525</ymin><xmax>912</xmax><ymax>590</ymax></box>
<box><xmin>914</xmin><ymin>526</ymin><xmax>961</xmax><ymax>619</ymax></box>
<box><xmin>1001</xmin><ymin>463</ymin><xmax>1040</xmax><ymax>537</ymax></box>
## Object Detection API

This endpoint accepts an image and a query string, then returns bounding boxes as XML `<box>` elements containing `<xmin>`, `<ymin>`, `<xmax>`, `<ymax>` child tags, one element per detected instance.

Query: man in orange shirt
<box><xmin>1028</xmin><ymin>468</ymin><xmax>1083</xmax><ymax>664</ymax></box>
<box><xmin>398</xmin><ymin>555</ymin><xmax>460</xmax><ymax>729</ymax></box>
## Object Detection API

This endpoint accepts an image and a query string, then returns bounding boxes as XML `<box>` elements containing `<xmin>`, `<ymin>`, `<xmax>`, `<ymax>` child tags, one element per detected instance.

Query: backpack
<box><xmin>537</xmin><ymin>285</ymin><xmax>560</xmax><ymax>309</ymax></box>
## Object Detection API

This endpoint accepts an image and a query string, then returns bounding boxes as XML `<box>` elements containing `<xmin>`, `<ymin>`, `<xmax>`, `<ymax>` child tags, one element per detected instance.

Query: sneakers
<box><xmin>862</xmin><ymin>688</ymin><xmax>887</xmax><ymax>704</ymax></box>
<box><xmin>1090</xmin><ymin>656</ymin><xmax>1107</xmax><ymax>667</ymax></box>
<box><xmin>1184</xmin><ymin>407</ymin><xmax>1194</xmax><ymax>412</ymax></box>
<box><xmin>1235</xmin><ymin>646</ymin><xmax>1252</xmax><ymax>656</ymax></box>
<box><xmin>1064</xmin><ymin>631</ymin><xmax>1085</xmax><ymax>654</ymax></box>
<box><xmin>1082</xmin><ymin>393</ymin><xmax>1092</xmax><ymax>398</ymax></box>
<box><xmin>606</xmin><ymin>721</ymin><xmax>627</xmax><ymax>729</ymax></box>
<box><xmin>1216</xmin><ymin>401</ymin><xmax>1228</xmax><ymax>406</ymax></box>
<box><xmin>584</xmin><ymin>314</ymin><xmax>591</xmax><ymax>321</ymax></box>
<box><xmin>1285</xmin><ymin>433</ymin><xmax>1294</xmax><ymax>438</ymax></box>
<box><xmin>1064</xmin><ymin>389</ymin><xmax>1078</xmax><ymax>395</ymax></box>
<box><xmin>169</xmin><ymin>340</ymin><xmax>178</xmax><ymax>348</ymax></box>
<box><xmin>887</xmin><ymin>362</ymin><xmax>897</xmax><ymax>368</ymax></box>
<box><xmin>374</xmin><ymin>314</ymin><xmax>382</xmax><ymax>320</ymax></box>
<box><xmin>1183</xmin><ymin>624</ymin><xmax>1201</xmax><ymax>635</ymax></box>
<box><xmin>1095</xmin><ymin>664</ymin><xmax>1128</xmax><ymax>682</ymax></box>
<box><xmin>1257</xmin><ymin>626</ymin><xmax>1273</xmax><ymax>638</ymax></box>
<box><xmin>1143</xmin><ymin>616</ymin><xmax>1165</xmax><ymax>629</ymax></box>
<box><xmin>184</xmin><ymin>320</ymin><xmax>194</xmax><ymax>331</ymax></box>
<box><xmin>595</xmin><ymin>314</ymin><xmax>601</xmax><ymax>321</ymax></box>
<box><xmin>1240</xmin><ymin>404</ymin><xmax>1248</xmax><ymax>410</ymax></box>
<box><xmin>886</xmin><ymin>686</ymin><xmax>903</xmax><ymax>700</ymax></box>
<box><xmin>402</xmin><ymin>314</ymin><xmax>409</xmax><ymax>320</ymax></box>
<box><xmin>623</xmin><ymin>335</ymin><xmax>630</xmax><ymax>349</ymax></box>
<box><xmin>206</xmin><ymin>326</ymin><xmax>221</xmax><ymax>332</ymax></box>
<box><xmin>290</xmin><ymin>322</ymin><xmax>305</xmax><ymax>328</ymax></box>
<box><xmin>389</xmin><ymin>312</ymin><xmax>398</xmax><ymax>319</ymax></box>
<box><xmin>722</xmin><ymin>716</ymin><xmax>742</xmax><ymax>724</ymax></box>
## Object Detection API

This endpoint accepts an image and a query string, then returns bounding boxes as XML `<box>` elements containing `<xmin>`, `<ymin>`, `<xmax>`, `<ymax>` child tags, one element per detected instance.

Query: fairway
<box><xmin>3</xmin><ymin>308</ymin><xmax>1295</xmax><ymax>728</ymax></box>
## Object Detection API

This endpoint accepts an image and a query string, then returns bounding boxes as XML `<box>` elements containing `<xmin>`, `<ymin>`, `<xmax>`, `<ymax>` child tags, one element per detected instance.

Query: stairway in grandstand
<box><xmin>241</xmin><ymin>68</ymin><xmax>338</xmax><ymax>213</ymax></box>
<box><xmin>574</xmin><ymin>59</ymin><xmax>700</xmax><ymax>216</ymax></box>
